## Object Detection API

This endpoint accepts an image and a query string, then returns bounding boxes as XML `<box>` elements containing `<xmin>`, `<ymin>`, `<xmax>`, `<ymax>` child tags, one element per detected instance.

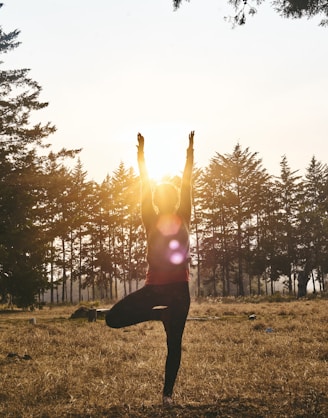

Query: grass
<box><xmin>0</xmin><ymin>299</ymin><xmax>327</xmax><ymax>417</ymax></box>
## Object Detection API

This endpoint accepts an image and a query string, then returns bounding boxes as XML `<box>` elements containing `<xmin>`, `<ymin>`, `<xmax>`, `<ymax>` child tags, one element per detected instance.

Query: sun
<box><xmin>146</xmin><ymin>157</ymin><xmax>181</xmax><ymax>182</ymax></box>
<box><xmin>130</xmin><ymin>125</ymin><xmax>191</xmax><ymax>182</ymax></box>
<box><xmin>143</xmin><ymin>142</ymin><xmax>185</xmax><ymax>182</ymax></box>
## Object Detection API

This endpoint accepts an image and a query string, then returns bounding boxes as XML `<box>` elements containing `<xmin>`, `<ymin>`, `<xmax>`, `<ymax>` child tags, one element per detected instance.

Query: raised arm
<box><xmin>179</xmin><ymin>131</ymin><xmax>194</xmax><ymax>223</ymax></box>
<box><xmin>137</xmin><ymin>133</ymin><xmax>156</xmax><ymax>224</ymax></box>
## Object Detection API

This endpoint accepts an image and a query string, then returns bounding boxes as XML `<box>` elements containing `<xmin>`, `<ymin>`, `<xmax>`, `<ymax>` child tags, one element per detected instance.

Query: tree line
<box><xmin>1</xmin><ymin>11</ymin><xmax>327</xmax><ymax>308</ymax></box>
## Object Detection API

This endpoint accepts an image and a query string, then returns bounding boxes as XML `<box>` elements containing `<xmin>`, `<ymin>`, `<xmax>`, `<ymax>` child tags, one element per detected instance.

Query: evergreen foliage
<box><xmin>0</xmin><ymin>8</ymin><xmax>78</xmax><ymax>307</ymax></box>
<box><xmin>173</xmin><ymin>0</ymin><xmax>328</xmax><ymax>26</ymax></box>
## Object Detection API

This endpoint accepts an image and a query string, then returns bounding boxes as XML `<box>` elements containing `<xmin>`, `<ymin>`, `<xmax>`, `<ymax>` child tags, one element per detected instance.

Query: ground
<box><xmin>0</xmin><ymin>297</ymin><xmax>327</xmax><ymax>417</ymax></box>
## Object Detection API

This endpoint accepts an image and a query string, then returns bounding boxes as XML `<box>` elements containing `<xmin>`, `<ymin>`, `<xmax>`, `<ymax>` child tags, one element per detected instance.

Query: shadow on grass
<box><xmin>0</xmin><ymin>309</ymin><xmax>24</xmax><ymax>315</ymax></box>
<box><xmin>66</xmin><ymin>396</ymin><xmax>328</xmax><ymax>417</ymax></box>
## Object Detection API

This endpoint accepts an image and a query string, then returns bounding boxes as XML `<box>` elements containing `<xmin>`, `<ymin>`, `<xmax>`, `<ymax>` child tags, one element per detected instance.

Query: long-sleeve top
<box><xmin>138</xmin><ymin>148</ymin><xmax>193</xmax><ymax>285</ymax></box>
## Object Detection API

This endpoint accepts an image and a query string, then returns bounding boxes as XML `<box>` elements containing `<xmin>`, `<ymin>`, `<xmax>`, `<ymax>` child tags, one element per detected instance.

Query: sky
<box><xmin>2</xmin><ymin>0</ymin><xmax>328</xmax><ymax>182</ymax></box>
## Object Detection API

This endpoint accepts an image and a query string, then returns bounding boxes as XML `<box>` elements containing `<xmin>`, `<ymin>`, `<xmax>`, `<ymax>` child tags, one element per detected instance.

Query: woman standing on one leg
<box><xmin>106</xmin><ymin>131</ymin><xmax>194</xmax><ymax>405</ymax></box>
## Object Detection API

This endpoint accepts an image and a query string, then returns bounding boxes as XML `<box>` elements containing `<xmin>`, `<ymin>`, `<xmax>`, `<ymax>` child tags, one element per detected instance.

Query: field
<box><xmin>0</xmin><ymin>298</ymin><xmax>327</xmax><ymax>417</ymax></box>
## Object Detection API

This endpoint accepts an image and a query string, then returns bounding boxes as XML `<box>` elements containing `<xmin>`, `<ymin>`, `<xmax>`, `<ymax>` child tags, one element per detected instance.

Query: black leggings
<box><xmin>105</xmin><ymin>282</ymin><xmax>190</xmax><ymax>397</ymax></box>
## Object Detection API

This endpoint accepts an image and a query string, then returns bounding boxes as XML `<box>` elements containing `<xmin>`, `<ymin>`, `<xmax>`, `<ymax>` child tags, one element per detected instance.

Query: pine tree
<box><xmin>0</xmin><ymin>14</ymin><xmax>56</xmax><ymax>307</ymax></box>
<box><xmin>211</xmin><ymin>144</ymin><xmax>269</xmax><ymax>296</ymax></box>
<box><xmin>275</xmin><ymin>156</ymin><xmax>302</xmax><ymax>295</ymax></box>
<box><xmin>297</xmin><ymin>157</ymin><xmax>328</xmax><ymax>296</ymax></box>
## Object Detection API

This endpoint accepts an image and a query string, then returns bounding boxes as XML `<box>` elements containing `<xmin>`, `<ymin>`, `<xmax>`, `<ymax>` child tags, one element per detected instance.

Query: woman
<box><xmin>106</xmin><ymin>131</ymin><xmax>194</xmax><ymax>405</ymax></box>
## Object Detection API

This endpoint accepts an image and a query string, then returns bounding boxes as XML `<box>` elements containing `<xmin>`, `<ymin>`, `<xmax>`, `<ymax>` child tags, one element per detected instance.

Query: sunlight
<box><xmin>156</xmin><ymin>214</ymin><xmax>182</xmax><ymax>236</ymax></box>
<box><xmin>145</xmin><ymin>158</ymin><xmax>180</xmax><ymax>182</ymax></box>
<box><xmin>143</xmin><ymin>140</ymin><xmax>185</xmax><ymax>182</ymax></box>
<box><xmin>122</xmin><ymin>124</ymin><xmax>191</xmax><ymax>183</ymax></box>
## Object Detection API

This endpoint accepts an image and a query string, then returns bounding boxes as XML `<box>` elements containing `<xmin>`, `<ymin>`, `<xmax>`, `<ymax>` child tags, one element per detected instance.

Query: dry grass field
<box><xmin>0</xmin><ymin>297</ymin><xmax>327</xmax><ymax>417</ymax></box>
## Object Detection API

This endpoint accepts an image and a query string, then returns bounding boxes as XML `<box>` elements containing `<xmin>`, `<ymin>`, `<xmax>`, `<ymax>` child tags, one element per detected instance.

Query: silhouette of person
<box><xmin>106</xmin><ymin>131</ymin><xmax>194</xmax><ymax>405</ymax></box>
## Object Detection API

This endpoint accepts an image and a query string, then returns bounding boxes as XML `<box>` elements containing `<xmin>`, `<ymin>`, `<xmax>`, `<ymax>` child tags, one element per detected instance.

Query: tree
<box><xmin>198</xmin><ymin>160</ymin><xmax>233</xmax><ymax>296</ymax></box>
<box><xmin>63</xmin><ymin>158</ymin><xmax>91</xmax><ymax>303</ymax></box>
<box><xmin>198</xmin><ymin>143</ymin><xmax>270</xmax><ymax>297</ymax></box>
<box><xmin>81</xmin><ymin>180</ymin><xmax>101</xmax><ymax>300</ymax></box>
<box><xmin>275</xmin><ymin>156</ymin><xmax>302</xmax><ymax>295</ymax></box>
<box><xmin>212</xmin><ymin>144</ymin><xmax>269</xmax><ymax>296</ymax></box>
<box><xmin>110</xmin><ymin>163</ymin><xmax>142</xmax><ymax>297</ymax></box>
<box><xmin>0</xmin><ymin>11</ymin><xmax>79</xmax><ymax>307</ymax></box>
<box><xmin>0</xmin><ymin>157</ymin><xmax>50</xmax><ymax>307</ymax></box>
<box><xmin>253</xmin><ymin>179</ymin><xmax>281</xmax><ymax>295</ymax></box>
<box><xmin>297</xmin><ymin>156</ymin><xmax>328</xmax><ymax>296</ymax></box>
<box><xmin>95</xmin><ymin>175</ymin><xmax>116</xmax><ymax>300</ymax></box>
<box><xmin>190</xmin><ymin>166</ymin><xmax>204</xmax><ymax>297</ymax></box>
<box><xmin>173</xmin><ymin>0</ymin><xmax>328</xmax><ymax>26</ymax></box>
<box><xmin>0</xmin><ymin>15</ymin><xmax>55</xmax><ymax>307</ymax></box>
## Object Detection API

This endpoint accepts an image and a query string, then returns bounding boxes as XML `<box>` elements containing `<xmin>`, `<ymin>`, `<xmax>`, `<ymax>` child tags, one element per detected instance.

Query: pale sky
<box><xmin>2</xmin><ymin>0</ymin><xmax>328</xmax><ymax>182</ymax></box>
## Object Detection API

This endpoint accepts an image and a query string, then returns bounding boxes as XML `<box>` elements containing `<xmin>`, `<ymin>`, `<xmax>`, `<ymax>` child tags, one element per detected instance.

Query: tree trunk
<box><xmin>237</xmin><ymin>236</ymin><xmax>244</xmax><ymax>296</ymax></box>
<box><xmin>70</xmin><ymin>231</ymin><xmax>74</xmax><ymax>303</ymax></box>
<box><xmin>288</xmin><ymin>272</ymin><xmax>293</xmax><ymax>295</ymax></box>
<box><xmin>50</xmin><ymin>242</ymin><xmax>55</xmax><ymax>304</ymax></box>
<box><xmin>226</xmin><ymin>267</ymin><xmax>231</xmax><ymax>296</ymax></box>
<box><xmin>222</xmin><ymin>263</ymin><xmax>226</xmax><ymax>297</ymax></box>
<box><xmin>297</xmin><ymin>270</ymin><xmax>309</xmax><ymax>298</ymax></box>
<box><xmin>78</xmin><ymin>230</ymin><xmax>82</xmax><ymax>302</ymax></box>
<box><xmin>311</xmin><ymin>270</ymin><xmax>316</xmax><ymax>294</ymax></box>
<box><xmin>195</xmin><ymin>220</ymin><xmax>201</xmax><ymax>297</ymax></box>
<box><xmin>212</xmin><ymin>266</ymin><xmax>217</xmax><ymax>296</ymax></box>
<box><xmin>248</xmin><ymin>274</ymin><xmax>252</xmax><ymax>296</ymax></box>
<box><xmin>257</xmin><ymin>275</ymin><xmax>261</xmax><ymax>295</ymax></box>
<box><xmin>109</xmin><ymin>272</ymin><xmax>113</xmax><ymax>299</ymax></box>
<box><xmin>61</xmin><ymin>237</ymin><xmax>67</xmax><ymax>303</ymax></box>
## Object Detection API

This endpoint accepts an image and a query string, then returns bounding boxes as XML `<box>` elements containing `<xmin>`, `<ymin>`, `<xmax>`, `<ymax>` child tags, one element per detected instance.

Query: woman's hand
<box><xmin>187</xmin><ymin>131</ymin><xmax>194</xmax><ymax>158</ymax></box>
<box><xmin>137</xmin><ymin>133</ymin><xmax>144</xmax><ymax>154</ymax></box>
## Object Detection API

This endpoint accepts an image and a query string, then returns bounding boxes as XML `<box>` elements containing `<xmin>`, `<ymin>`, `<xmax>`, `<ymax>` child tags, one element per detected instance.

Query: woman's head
<box><xmin>153</xmin><ymin>183</ymin><xmax>179</xmax><ymax>214</ymax></box>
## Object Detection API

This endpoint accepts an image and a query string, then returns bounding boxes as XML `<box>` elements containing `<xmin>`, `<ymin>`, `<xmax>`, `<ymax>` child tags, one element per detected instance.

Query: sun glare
<box><xmin>144</xmin><ymin>143</ymin><xmax>184</xmax><ymax>182</ymax></box>
<box><xmin>146</xmin><ymin>159</ymin><xmax>179</xmax><ymax>182</ymax></box>
<box><xmin>128</xmin><ymin>125</ymin><xmax>191</xmax><ymax>182</ymax></box>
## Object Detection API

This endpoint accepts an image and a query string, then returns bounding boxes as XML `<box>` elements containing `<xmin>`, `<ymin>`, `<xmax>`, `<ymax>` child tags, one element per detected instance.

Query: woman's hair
<box><xmin>153</xmin><ymin>183</ymin><xmax>179</xmax><ymax>212</ymax></box>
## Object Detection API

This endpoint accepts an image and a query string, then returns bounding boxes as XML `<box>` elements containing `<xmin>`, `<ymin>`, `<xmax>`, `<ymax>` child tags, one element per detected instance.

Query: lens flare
<box><xmin>155</xmin><ymin>215</ymin><xmax>187</xmax><ymax>265</ymax></box>
<box><xmin>156</xmin><ymin>214</ymin><xmax>181</xmax><ymax>236</ymax></box>
<box><xmin>168</xmin><ymin>239</ymin><xmax>185</xmax><ymax>264</ymax></box>
<box><xmin>170</xmin><ymin>252</ymin><xmax>184</xmax><ymax>265</ymax></box>
<box><xmin>169</xmin><ymin>239</ymin><xmax>179</xmax><ymax>250</ymax></box>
